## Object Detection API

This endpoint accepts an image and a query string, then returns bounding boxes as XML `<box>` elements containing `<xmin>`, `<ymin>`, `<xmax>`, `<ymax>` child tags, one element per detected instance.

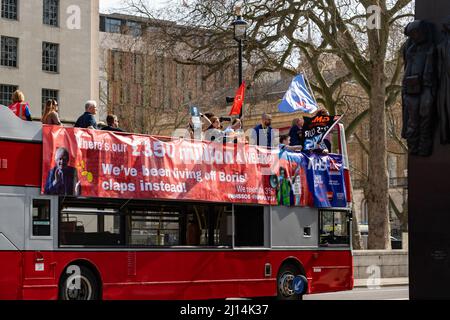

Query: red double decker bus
<box><xmin>0</xmin><ymin>107</ymin><xmax>353</xmax><ymax>300</ymax></box>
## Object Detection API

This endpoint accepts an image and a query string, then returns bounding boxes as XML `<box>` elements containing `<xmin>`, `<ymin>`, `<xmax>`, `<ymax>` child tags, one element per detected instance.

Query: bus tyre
<box><xmin>59</xmin><ymin>265</ymin><xmax>100</xmax><ymax>300</ymax></box>
<box><xmin>277</xmin><ymin>264</ymin><xmax>305</xmax><ymax>300</ymax></box>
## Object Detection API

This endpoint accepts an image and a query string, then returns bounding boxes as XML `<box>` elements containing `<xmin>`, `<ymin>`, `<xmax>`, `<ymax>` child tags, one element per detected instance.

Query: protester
<box><xmin>250</xmin><ymin>113</ymin><xmax>274</xmax><ymax>147</ymax></box>
<box><xmin>74</xmin><ymin>100</ymin><xmax>98</xmax><ymax>129</ymax></box>
<box><xmin>224</xmin><ymin>118</ymin><xmax>242</xmax><ymax>134</ymax></box>
<box><xmin>97</xmin><ymin>121</ymin><xmax>107</xmax><ymax>130</ymax></box>
<box><xmin>42</xmin><ymin>99</ymin><xmax>62</xmax><ymax>125</ymax></box>
<box><xmin>203</xmin><ymin>112</ymin><xmax>215</xmax><ymax>121</ymax></box>
<box><xmin>204</xmin><ymin>116</ymin><xmax>224</xmax><ymax>142</ymax></box>
<box><xmin>289</xmin><ymin>117</ymin><xmax>304</xmax><ymax>147</ymax></box>
<box><xmin>44</xmin><ymin>147</ymin><xmax>80</xmax><ymax>196</ymax></box>
<box><xmin>223</xmin><ymin>118</ymin><xmax>243</xmax><ymax>143</ymax></box>
<box><xmin>8</xmin><ymin>90</ymin><xmax>32</xmax><ymax>121</ymax></box>
<box><xmin>187</xmin><ymin>112</ymin><xmax>213</xmax><ymax>140</ymax></box>
<box><xmin>279</xmin><ymin>135</ymin><xmax>302</xmax><ymax>152</ymax></box>
<box><xmin>102</xmin><ymin>114</ymin><xmax>125</xmax><ymax>132</ymax></box>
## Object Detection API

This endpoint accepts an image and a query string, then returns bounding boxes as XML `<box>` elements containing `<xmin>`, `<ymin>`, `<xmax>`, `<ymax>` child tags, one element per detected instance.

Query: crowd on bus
<box><xmin>2</xmin><ymin>89</ymin><xmax>330</xmax><ymax>153</ymax></box>
<box><xmin>188</xmin><ymin>110</ymin><xmax>331</xmax><ymax>153</ymax></box>
<box><xmin>2</xmin><ymin>90</ymin><xmax>124</xmax><ymax>132</ymax></box>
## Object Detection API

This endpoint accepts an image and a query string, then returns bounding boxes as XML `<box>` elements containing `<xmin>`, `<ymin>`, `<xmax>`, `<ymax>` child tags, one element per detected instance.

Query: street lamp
<box><xmin>230</xmin><ymin>8</ymin><xmax>248</xmax><ymax>119</ymax></box>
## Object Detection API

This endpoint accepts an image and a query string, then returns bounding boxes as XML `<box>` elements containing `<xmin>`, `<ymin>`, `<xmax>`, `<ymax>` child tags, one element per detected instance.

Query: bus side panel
<box><xmin>304</xmin><ymin>250</ymin><xmax>354</xmax><ymax>294</ymax></box>
<box><xmin>20</xmin><ymin>251</ymin><xmax>276</xmax><ymax>300</ymax></box>
<box><xmin>0</xmin><ymin>141</ymin><xmax>42</xmax><ymax>187</ymax></box>
<box><xmin>21</xmin><ymin>251</ymin><xmax>59</xmax><ymax>300</ymax></box>
<box><xmin>19</xmin><ymin>250</ymin><xmax>352</xmax><ymax>300</ymax></box>
<box><xmin>104</xmin><ymin>251</ymin><xmax>276</xmax><ymax>300</ymax></box>
<box><xmin>105</xmin><ymin>250</ymin><xmax>353</xmax><ymax>299</ymax></box>
<box><xmin>0</xmin><ymin>251</ymin><xmax>22</xmax><ymax>300</ymax></box>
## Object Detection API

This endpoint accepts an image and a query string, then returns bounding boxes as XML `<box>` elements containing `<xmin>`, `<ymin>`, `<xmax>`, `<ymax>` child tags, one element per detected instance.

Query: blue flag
<box><xmin>278</xmin><ymin>74</ymin><xmax>319</xmax><ymax>114</ymax></box>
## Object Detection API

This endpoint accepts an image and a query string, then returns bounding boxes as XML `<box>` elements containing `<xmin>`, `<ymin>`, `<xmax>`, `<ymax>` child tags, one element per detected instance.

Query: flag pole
<box><xmin>302</xmin><ymin>69</ymin><xmax>319</xmax><ymax>109</ymax></box>
<box><xmin>320</xmin><ymin>114</ymin><xmax>345</xmax><ymax>143</ymax></box>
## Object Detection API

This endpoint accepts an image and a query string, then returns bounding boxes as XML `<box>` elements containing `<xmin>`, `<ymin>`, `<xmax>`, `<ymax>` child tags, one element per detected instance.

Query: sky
<box><xmin>99</xmin><ymin>0</ymin><xmax>169</xmax><ymax>13</ymax></box>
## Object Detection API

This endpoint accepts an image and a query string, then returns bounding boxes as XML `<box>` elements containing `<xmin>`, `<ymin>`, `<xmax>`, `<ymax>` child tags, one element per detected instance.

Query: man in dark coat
<box><xmin>250</xmin><ymin>113</ymin><xmax>274</xmax><ymax>147</ymax></box>
<box><xmin>74</xmin><ymin>100</ymin><xmax>98</xmax><ymax>129</ymax></box>
<box><xmin>101</xmin><ymin>114</ymin><xmax>125</xmax><ymax>132</ymax></box>
<box><xmin>289</xmin><ymin>117</ymin><xmax>304</xmax><ymax>147</ymax></box>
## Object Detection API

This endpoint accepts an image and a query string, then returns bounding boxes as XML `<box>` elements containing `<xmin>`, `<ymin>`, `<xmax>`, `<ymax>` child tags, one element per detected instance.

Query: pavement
<box><xmin>305</xmin><ymin>285</ymin><xmax>409</xmax><ymax>300</ymax></box>
<box><xmin>354</xmin><ymin>277</ymin><xmax>409</xmax><ymax>288</ymax></box>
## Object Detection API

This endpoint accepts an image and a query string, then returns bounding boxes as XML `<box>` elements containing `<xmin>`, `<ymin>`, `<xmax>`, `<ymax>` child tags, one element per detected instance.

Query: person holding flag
<box><xmin>279</xmin><ymin>74</ymin><xmax>343</xmax><ymax>152</ymax></box>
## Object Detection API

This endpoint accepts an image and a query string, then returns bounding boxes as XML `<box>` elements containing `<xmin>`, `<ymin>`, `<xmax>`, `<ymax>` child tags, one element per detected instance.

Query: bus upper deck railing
<box><xmin>0</xmin><ymin>106</ymin><xmax>348</xmax><ymax>159</ymax></box>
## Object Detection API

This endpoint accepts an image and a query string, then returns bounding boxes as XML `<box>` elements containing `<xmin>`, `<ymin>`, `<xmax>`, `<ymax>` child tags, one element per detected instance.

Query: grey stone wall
<box><xmin>353</xmin><ymin>250</ymin><xmax>408</xmax><ymax>279</ymax></box>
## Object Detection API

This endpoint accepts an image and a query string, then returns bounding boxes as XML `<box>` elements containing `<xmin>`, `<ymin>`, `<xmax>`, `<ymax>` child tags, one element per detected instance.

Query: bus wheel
<box><xmin>277</xmin><ymin>264</ymin><xmax>306</xmax><ymax>300</ymax></box>
<box><xmin>59</xmin><ymin>265</ymin><xmax>100</xmax><ymax>300</ymax></box>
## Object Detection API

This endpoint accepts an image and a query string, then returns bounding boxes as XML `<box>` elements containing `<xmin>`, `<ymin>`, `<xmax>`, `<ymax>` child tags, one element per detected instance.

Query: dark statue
<box><xmin>402</xmin><ymin>20</ymin><xmax>437</xmax><ymax>157</ymax></box>
<box><xmin>437</xmin><ymin>17</ymin><xmax>450</xmax><ymax>144</ymax></box>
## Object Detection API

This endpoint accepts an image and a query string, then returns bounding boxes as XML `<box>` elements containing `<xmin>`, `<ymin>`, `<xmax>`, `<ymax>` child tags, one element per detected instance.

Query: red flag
<box><xmin>229</xmin><ymin>82</ymin><xmax>245</xmax><ymax>116</ymax></box>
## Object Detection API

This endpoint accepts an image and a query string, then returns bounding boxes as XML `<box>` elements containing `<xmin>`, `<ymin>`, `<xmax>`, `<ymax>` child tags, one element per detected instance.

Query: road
<box><xmin>304</xmin><ymin>285</ymin><xmax>409</xmax><ymax>300</ymax></box>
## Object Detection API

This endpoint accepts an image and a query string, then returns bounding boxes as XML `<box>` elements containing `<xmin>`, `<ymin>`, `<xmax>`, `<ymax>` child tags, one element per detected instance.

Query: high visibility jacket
<box><xmin>8</xmin><ymin>102</ymin><xmax>31</xmax><ymax>121</ymax></box>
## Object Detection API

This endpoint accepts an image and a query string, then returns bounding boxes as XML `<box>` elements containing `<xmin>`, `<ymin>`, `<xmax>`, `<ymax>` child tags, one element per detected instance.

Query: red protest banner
<box><xmin>41</xmin><ymin>126</ymin><xmax>278</xmax><ymax>204</ymax></box>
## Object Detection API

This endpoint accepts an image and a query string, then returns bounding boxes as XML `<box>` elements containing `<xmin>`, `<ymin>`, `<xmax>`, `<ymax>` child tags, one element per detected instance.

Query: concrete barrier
<box><xmin>353</xmin><ymin>250</ymin><xmax>409</xmax><ymax>279</ymax></box>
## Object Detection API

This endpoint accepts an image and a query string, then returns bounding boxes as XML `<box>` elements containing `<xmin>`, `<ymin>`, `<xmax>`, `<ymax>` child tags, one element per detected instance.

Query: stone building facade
<box><xmin>0</xmin><ymin>0</ymin><xmax>99</xmax><ymax>122</ymax></box>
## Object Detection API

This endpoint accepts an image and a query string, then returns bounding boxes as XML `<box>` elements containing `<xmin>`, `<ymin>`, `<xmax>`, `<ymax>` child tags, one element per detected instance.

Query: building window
<box><xmin>388</xmin><ymin>154</ymin><xmax>398</xmax><ymax>178</ymax></box>
<box><xmin>126</xmin><ymin>21</ymin><xmax>142</xmax><ymax>37</ymax></box>
<box><xmin>362</xmin><ymin>121</ymin><xmax>370</xmax><ymax>140</ymax></box>
<box><xmin>134</xmin><ymin>54</ymin><xmax>144</xmax><ymax>84</ymax></box>
<box><xmin>1</xmin><ymin>36</ymin><xmax>18</xmax><ymax>67</ymax></box>
<box><xmin>43</xmin><ymin>0</ymin><xmax>58</xmax><ymax>26</ymax></box>
<box><xmin>361</xmin><ymin>200</ymin><xmax>368</xmax><ymax>225</ymax></box>
<box><xmin>42</xmin><ymin>88</ymin><xmax>58</xmax><ymax>112</ymax></box>
<box><xmin>42</xmin><ymin>42</ymin><xmax>58</xmax><ymax>72</ymax></box>
<box><xmin>0</xmin><ymin>83</ymin><xmax>17</xmax><ymax>106</ymax></box>
<box><xmin>1</xmin><ymin>0</ymin><xmax>18</xmax><ymax>20</ymax></box>
<box><xmin>105</xmin><ymin>17</ymin><xmax>122</xmax><ymax>33</ymax></box>
<box><xmin>176</xmin><ymin>63</ymin><xmax>183</xmax><ymax>88</ymax></box>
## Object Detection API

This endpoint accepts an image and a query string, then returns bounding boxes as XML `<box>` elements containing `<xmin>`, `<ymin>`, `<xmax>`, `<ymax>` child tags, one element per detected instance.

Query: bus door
<box><xmin>23</xmin><ymin>188</ymin><xmax>58</xmax><ymax>280</ymax></box>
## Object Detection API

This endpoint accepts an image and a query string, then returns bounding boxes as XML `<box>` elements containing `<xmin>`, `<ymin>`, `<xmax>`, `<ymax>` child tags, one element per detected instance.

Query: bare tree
<box><xmin>99</xmin><ymin>16</ymin><xmax>238</xmax><ymax>135</ymax></box>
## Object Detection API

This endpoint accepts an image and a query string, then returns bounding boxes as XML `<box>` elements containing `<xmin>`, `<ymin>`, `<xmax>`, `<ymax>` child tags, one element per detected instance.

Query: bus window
<box><xmin>128</xmin><ymin>208</ymin><xmax>180</xmax><ymax>246</ymax></box>
<box><xmin>216</xmin><ymin>205</ymin><xmax>232</xmax><ymax>247</ymax></box>
<box><xmin>199</xmin><ymin>204</ymin><xmax>232</xmax><ymax>247</ymax></box>
<box><xmin>234</xmin><ymin>205</ymin><xmax>264</xmax><ymax>247</ymax></box>
<box><xmin>60</xmin><ymin>207</ymin><xmax>123</xmax><ymax>246</ymax></box>
<box><xmin>319</xmin><ymin>210</ymin><xmax>351</xmax><ymax>247</ymax></box>
<box><xmin>127</xmin><ymin>203</ymin><xmax>232</xmax><ymax>248</ymax></box>
<box><xmin>32</xmin><ymin>199</ymin><xmax>51</xmax><ymax>237</ymax></box>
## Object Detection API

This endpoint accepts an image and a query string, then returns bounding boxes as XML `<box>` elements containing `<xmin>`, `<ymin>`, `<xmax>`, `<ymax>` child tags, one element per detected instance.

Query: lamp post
<box><xmin>231</xmin><ymin>8</ymin><xmax>248</xmax><ymax>119</ymax></box>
